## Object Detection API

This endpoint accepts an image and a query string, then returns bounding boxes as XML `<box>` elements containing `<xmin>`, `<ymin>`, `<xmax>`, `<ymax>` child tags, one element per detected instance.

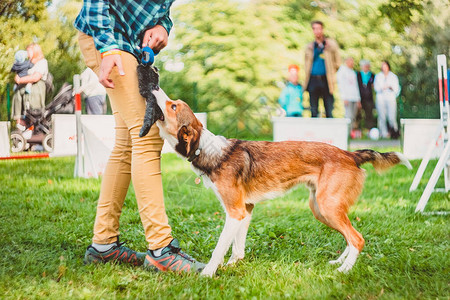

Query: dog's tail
<box><xmin>352</xmin><ymin>149</ymin><xmax>412</xmax><ymax>172</ymax></box>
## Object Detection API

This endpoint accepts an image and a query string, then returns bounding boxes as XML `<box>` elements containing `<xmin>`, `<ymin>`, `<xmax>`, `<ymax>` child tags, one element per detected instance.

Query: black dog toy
<box><xmin>137</xmin><ymin>47</ymin><xmax>164</xmax><ymax>137</ymax></box>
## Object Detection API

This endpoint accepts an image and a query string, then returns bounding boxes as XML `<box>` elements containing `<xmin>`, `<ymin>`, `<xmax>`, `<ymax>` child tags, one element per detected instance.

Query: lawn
<box><xmin>0</xmin><ymin>150</ymin><xmax>449</xmax><ymax>299</ymax></box>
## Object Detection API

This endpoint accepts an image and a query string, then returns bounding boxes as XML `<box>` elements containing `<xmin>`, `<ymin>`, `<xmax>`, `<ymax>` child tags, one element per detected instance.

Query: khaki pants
<box><xmin>78</xmin><ymin>32</ymin><xmax>172</xmax><ymax>250</ymax></box>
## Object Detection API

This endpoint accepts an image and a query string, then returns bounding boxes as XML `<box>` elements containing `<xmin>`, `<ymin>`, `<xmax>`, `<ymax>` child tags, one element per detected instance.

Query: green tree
<box><xmin>159</xmin><ymin>0</ymin><xmax>292</xmax><ymax>137</ymax></box>
<box><xmin>379</xmin><ymin>0</ymin><xmax>426</xmax><ymax>33</ymax></box>
<box><xmin>0</xmin><ymin>0</ymin><xmax>48</xmax><ymax>21</ymax></box>
<box><xmin>382</xmin><ymin>0</ymin><xmax>450</xmax><ymax>118</ymax></box>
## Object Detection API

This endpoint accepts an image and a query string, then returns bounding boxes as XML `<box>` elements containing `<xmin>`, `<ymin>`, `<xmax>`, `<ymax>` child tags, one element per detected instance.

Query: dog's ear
<box><xmin>175</xmin><ymin>125</ymin><xmax>201</xmax><ymax>158</ymax></box>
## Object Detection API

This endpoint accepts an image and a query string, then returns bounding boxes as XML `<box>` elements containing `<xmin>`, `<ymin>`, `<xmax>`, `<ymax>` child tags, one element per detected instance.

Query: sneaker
<box><xmin>84</xmin><ymin>239</ymin><xmax>146</xmax><ymax>266</ymax></box>
<box><xmin>144</xmin><ymin>239</ymin><xmax>205</xmax><ymax>273</ymax></box>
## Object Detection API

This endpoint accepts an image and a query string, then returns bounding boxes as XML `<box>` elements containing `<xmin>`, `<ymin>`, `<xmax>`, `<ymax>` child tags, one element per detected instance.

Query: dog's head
<box><xmin>152</xmin><ymin>89</ymin><xmax>203</xmax><ymax>159</ymax></box>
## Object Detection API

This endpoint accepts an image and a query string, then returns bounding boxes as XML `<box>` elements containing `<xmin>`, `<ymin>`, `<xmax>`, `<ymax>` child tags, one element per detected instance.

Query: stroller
<box><xmin>11</xmin><ymin>83</ymin><xmax>74</xmax><ymax>152</ymax></box>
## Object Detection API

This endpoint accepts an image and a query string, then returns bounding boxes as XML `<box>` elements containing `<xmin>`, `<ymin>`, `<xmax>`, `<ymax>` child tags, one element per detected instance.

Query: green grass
<box><xmin>0</xmin><ymin>152</ymin><xmax>449</xmax><ymax>299</ymax></box>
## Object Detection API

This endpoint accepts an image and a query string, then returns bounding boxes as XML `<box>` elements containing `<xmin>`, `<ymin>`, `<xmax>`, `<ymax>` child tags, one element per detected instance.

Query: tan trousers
<box><xmin>78</xmin><ymin>32</ymin><xmax>172</xmax><ymax>250</ymax></box>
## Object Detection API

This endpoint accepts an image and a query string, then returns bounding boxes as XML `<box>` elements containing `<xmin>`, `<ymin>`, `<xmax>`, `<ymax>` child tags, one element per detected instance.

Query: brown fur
<box><xmin>158</xmin><ymin>99</ymin><xmax>406</xmax><ymax>262</ymax></box>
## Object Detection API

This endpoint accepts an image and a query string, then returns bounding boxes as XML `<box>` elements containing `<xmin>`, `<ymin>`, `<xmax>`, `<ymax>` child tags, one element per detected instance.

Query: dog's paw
<box><xmin>336</xmin><ymin>263</ymin><xmax>352</xmax><ymax>273</ymax></box>
<box><xmin>201</xmin><ymin>265</ymin><xmax>216</xmax><ymax>277</ymax></box>
<box><xmin>226</xmin><ymin>255</ymin><xmax>243</xmax><ymax>266</ymax></box>
<box><xmin>329</xmin><ymin>259</ymin><xmax>342</xmax><ymax>265</ymax></box>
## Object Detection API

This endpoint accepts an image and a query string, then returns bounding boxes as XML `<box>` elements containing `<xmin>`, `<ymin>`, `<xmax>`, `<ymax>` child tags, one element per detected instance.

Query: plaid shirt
<box><xmin>74</xmin><ymin>0</ymin><xmax>175</xmax><ymax>58</ymax></box>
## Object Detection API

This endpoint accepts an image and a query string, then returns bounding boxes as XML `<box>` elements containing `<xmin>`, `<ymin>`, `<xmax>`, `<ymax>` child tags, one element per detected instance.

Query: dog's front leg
<box><xmin>201</xmin><ymin>216</ymin><xmax>242</xmax><ymax>277</ymax></box>
<box><xmin>227</xmin><ymin>211</ymin><xmax>253</xmax><ymax>265</ymax></box>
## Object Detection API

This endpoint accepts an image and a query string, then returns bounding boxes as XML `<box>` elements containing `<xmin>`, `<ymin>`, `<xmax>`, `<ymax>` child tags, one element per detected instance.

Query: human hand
<box><xmin>142</xmin><ymin>25</ymin><xmax>169</xmax><ymax>52</ymax></box>
<box><xmin>344</xmin><ymin>100</ymin><xmax>349</xmax><ymax>106</ymax></box>
<box><xmin>98</xmin><ymin>53</ymin><xmax>125</xmax><ymax>89</ymax></box>
<box><xmin>14</xmin><ymin>75</ymin><xmax>21</xmax><ymax>84</ymax></box>
<box><xmin>358</xmin><ymin>102</ymin><xmax>362</xmax><ymax>109</ymax></box>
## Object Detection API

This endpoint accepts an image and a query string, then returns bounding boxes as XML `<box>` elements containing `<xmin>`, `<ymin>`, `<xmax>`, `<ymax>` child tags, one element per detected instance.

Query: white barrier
<box><xmin>81</xmin><ymin>116</ymin><xmax>115</xmax><ymax>177</ymax></box>
<box><xmin>53</xmin><ymin>113</ymin><xmax>207</xmax><ymax>177</ymax></box>
<box><xmin>272</xmin><ymin>117</ymin><xmax>351</xmax><ymax>150</ymax></box>
<box><xmin>0</xmin><ymin>122</ymin><xmax>10</xmax><ymax>157</ymax></box>
<box><xmin>52</xmin><ymin>114</ymin><xmax>115</xmax><ymax>178</ymax></box>
<box><xmin>52</xmin><ymin>114</ymin><xmax>115</xmax><ymax>157</ymax></box>
<box><xmin>52</xmin><ymin>114</ymin><xmax>79</xmax><ymax>157</ymax></box>
<box><xmin>401</xmin><ymin>119</ymin><xmax>442</xmax><ymax>160</ymax></box>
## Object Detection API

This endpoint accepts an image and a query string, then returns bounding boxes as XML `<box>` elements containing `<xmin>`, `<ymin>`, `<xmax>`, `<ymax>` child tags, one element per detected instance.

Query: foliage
<box><xmin>379</xmin><ymin>0</ymin><xmax>426</xmax><ymax>33</ymax></box>
<box><xmin>0</xmin><ymin>154</ymin><xmax>448</xmax><ymax>298</ymax></box>
<box><xmin>159</xmin><ymin>0</ymin><xmax>447</xmax><ymax>136</ymax></box>
<box><xmin>158</xmin><ymin>0</ymin><xmax>292</xmax><ymax>137</ymax></box>
<box><xmin>0</xmin><ymin>0</ymin><xmax>49</xmax><ymax>21</ymax></box>
<box><xmin>395</xmin><ymin>0</ymin><xmax>450</xmax><ymax>119</ymax></box>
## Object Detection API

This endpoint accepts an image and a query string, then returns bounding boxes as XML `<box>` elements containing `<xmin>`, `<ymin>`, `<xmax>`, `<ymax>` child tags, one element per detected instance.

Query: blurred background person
<box><xmin>11</xmin><ymin>43</ymin><xmax>48</xmax><ymax>125</ymax></box>
<box><xmin>304</xmin><ymin>20</ymin><xmax>341</xmax><ymax>118</ymax></box>
<box><xmin>337</xmin><ymin>57</ymin><xmax>361</xmax><ymax>138</ymax></box>
<box><xmin>374</xmin><ymin>60</ymin><xmax>401</xmax><ymax>139</ymax></box>
<box><xmin>11</xmin><ymin>50</ymin><xmax>33</xmax><ymax>95</ymax></box>
<box><xmin>278</xmin><ymin>64</ymin><xmax>303</xmax><ymax>117</ymax></box>
<box><xmin>79</xmin><ymin>67</ymin><xmax>107</xmax><ymax>115</ymax></box>
<box><xmin>356</xmin><ymin>59</ymin><xmax>376</xmax><ymax>132</ymax></box>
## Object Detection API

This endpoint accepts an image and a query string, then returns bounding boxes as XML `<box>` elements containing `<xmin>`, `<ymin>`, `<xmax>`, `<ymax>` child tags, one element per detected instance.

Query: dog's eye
<box><xmin>171</xmin><ymin>104</ymin><xmax>177</xmax><ymax>111</ymax></box>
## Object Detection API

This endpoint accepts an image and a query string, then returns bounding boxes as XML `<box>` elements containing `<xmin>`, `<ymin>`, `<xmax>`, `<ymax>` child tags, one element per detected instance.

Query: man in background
<box><xmin>304</xmin><ymin>20</ymin><xmax>341</xmax><ymax>118</ymax></box>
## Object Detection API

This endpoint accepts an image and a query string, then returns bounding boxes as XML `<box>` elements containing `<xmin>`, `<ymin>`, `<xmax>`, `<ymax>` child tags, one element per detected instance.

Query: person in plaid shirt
<box><xmin>75</xmin><ymin>0</ymin><xmax>205</xmax><ymax>273</ymax></box>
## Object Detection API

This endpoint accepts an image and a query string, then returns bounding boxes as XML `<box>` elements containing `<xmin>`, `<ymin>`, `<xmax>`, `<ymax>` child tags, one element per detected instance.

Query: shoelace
<box><xmin>114</xmin><ymin>238</ymin><xmax>133</xmax><ymax>257</ymax></box>
<box><xmin>167</xmin><ymin>244</ymin><xmax>195</xmax><ymax>262</ymax></box>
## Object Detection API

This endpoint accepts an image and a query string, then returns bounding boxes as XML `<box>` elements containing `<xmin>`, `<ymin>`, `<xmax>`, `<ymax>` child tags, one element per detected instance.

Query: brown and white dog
<box><xmin>150</xmin><ymin>88</ymin><xmax>411</xmax><ymax>277</ymax></box>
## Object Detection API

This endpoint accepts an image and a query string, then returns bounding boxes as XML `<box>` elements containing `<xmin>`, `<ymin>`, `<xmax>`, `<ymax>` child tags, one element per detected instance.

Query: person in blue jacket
<box><xmin>278</xmin><ymin>64</ymin><xmax>304</xmax><ymax>117</ymax></box>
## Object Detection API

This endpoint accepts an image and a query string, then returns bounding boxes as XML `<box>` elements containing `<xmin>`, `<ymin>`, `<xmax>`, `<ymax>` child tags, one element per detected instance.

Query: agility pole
<box><xmin>73</xmin><ymin>74</ymin><xmax>83</xmax><ymax>177</ymax></box>
<box><xmin>413</xmin><ymin>54</ymin><xmax>450</xmax><ymax>213</ymax></box>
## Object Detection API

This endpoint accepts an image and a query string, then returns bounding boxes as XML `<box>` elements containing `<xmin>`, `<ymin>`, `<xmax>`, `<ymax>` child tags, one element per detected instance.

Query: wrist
<box><xmin>101</xmin><ymin>49</ymin><xmax>121</xmax><ymax>59</ymax></box>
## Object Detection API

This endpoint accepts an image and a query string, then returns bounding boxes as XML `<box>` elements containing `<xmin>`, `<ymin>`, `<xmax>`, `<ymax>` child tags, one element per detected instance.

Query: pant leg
<box><xmin>92</xmin><ymin>112</ymin><xmax>132</xmax><ymax>244</ymax></box>
<box><xmin>376</xmin><ymin>95</ymin><xmax>388</xmax><ymax>138</ymax></box>
<box><xmin>308</xmin><ymin>78</ymin><xmax>320</xmax><ymax>118</ymax></box>
<box><xmin>85</xmin><ymin>97</ymin><xmax>93</xmax><ymax>115</ymax></box>
<box><xmin>11</xmin><ymin>87</ymin><xmax>26</xmax><ymax>120</ymax></box>
<box><xmin>386</xmin><ymin>98</ymin><xmax>398</xmax><ymax>131</ymax></box>
<box><xmin>344</xmin><ymin>102</ymin><xmax>358</xmax><ymax>129</ymax></box>
<box><xmin>78</xmin><ymin>32</ymin><xmax>172</xmax><ymax>250</ymax></box>
<box><xmin>85</xmin><ymin>95</ymin><xmax>105</xmax><ymax>115</ymax></box>
<box><xmin>29</xmin><ymin>80</ymin><xmax>46</xmax><ymax>110</ymax></box>
<box><xmin>322</xmin><ymin>80</ymin><xmax>334</xmax><ymax>118</ymax></box>
<box><xmin>351</xmin><ymin>102</ymin><xmax>359</xmax><ymax>129</ymax></box>
<box><xmin>361</xmin><ymin>98</ymin><xmax>376</xmax><ymax>129</ymax></box>
<box><xmin>344</xmin><ymin>101</ymin><xmax>352</xmax><ymax>119</ymax></box>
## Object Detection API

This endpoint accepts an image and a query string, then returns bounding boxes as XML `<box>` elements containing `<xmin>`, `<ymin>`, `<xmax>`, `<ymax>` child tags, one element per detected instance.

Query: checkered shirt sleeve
<box><xmin>74</xmin><ymin>0</ymin><xmax>174</xmax><ymax>57</ymax></box>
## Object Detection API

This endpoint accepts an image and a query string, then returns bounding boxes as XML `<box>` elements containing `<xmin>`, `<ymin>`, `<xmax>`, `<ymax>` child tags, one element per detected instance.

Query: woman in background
<box><xmin>374</xmin><ymin>61</ymin><xmax>400</xmax><ymax>139</ymax></box>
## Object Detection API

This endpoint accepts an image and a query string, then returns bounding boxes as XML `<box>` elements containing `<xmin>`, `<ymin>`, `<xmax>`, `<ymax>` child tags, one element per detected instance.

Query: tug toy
<box><xmin>137</xmin><ymin>46</ymin><xmax>163</xmax><ymax>137</ymax></box>
<box><xmin>141</xmin><ymin>46</ymin><xmax>155</xmax><ymax>65</ymax></box>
